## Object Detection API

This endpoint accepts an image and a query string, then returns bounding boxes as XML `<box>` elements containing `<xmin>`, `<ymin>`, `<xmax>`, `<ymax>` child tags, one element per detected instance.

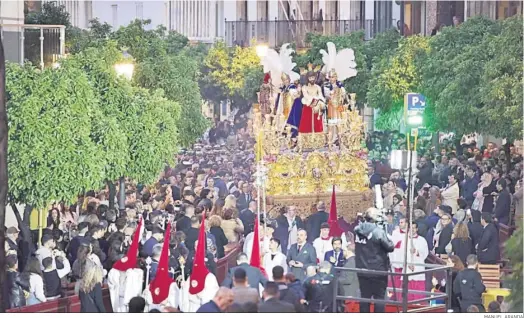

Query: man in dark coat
<box><xmin>453</xmin><ymin>254</ymin><xmax>486</xmax><ymax>312</ymax></box>
<box><xmin>221</xmin><ymin>253</ymin><xmax>267</xmax><ymax>289</ymax></box>
<box><xmin>258</xmin><ymin>282</ymin><xmax>296</xmax><ymax>313</ymax></box>
<box><xmin>306</xmin><ymin>202</ymin><xmax>329</xmax><ymax>243</ymax></box>
<box><xmin>493</xmin><ymin>178</ymin><xmax>511</xmax><ymax>225</ymax></box>
<box><xmin>236</xmin><ymin>183</ymin><xmax>252</xmax><ymax>212</ymax></box>
<box><xmin>286</xmin><ymin>229</ymin><xmax>317</xmax><ymax>282</ymax></box>
<box><xmin>239</xmin><ymin>201</ymin><xmax>256</xmax><ymax>235</ymax></box>
<box><xmin>274</xmin><ymin>206</ymin><xmax>305</xmax><ymax>255</ymax></box>
<box><xmin>462</xmin><ymin>165</ymin><xmax>479</xmax><ymax>207</ymax></box>
<box><xmin>477</xmin><ymin>213</ymin><xmax>499</xmax><ymax>264</ymax></box>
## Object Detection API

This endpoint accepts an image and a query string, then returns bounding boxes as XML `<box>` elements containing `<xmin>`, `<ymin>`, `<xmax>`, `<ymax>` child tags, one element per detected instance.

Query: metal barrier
<box><xmin>0</xmin><ymin>23</ymin><xmax>65</xmax><ymax>68</ymax></box>
<box><xmin>332</xmin><ymin>261</ymin><xmax>452</xmax><ymax>313</ymax></box>
<box><xmin>225</xmin><ymin>19</ymin><xmax>377</xmax><ymax>48</ymax></box>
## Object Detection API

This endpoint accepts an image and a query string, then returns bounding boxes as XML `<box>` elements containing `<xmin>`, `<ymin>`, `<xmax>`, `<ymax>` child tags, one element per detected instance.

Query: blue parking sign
<box><xmin>405</xmin><ymin>93</ymin><xmax>426</xmax><ymax>111</ymax></box>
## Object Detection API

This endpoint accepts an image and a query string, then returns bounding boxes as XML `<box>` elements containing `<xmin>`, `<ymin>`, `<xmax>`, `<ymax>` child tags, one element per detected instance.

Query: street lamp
<box><xmin>255</xmin><ymin>44</ymin><xmax>269</xmax><ymax>58</ymax></box>
<box><xmin>114</xmin><ymin>50</ymin><xmax>134</xmax><ymax>80</ymax></box>
<box><xmin>114</xmin><ymin>50</ymin><xmax>134</xmax><ymax>213</ymax></box>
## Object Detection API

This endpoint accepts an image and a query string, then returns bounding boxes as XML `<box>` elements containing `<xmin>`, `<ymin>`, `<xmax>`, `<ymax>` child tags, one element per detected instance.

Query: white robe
<box><xmin>400</xmin><ymin>235</ymin><xmax>429</xmax><ymax>281</ymax></box>
<box><xmin>142</xmin><ymin>282</ymin><xmax>179</xmax><ymax>312</ymax></box>
<box><xmin>389</xmin><ymin>229</ymin><xmax>407</xmax><ymax>270</ymax></box>
<box><xmin>108</xmin><ymin>268</ymin><xmax>144</xmax><ymax>312</ymax></box>
<box><xmin>176</xmin><ymin>273</ymin><xmax>219</xmax><ymax>313</ymax></box>
<box><xmin>263</xmin><ymin>252</ymin><xmax>288</xmax><ymax>281</ymax></box>
<box><xmin>243</xmin><ymin>232</ymin><xmax>270</xmax><ymax>263</ymax></box>
<box><xmin>312</xmin><ymin>236</ymin><xmax>348</xmax><ymax>263</ymax></box>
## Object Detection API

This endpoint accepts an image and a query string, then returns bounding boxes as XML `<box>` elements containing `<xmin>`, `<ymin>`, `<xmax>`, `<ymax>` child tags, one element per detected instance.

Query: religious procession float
<box><xmin>251</xmin><ymin>42</ymin><xmax>373</xmax><ymax>221</ymax></box>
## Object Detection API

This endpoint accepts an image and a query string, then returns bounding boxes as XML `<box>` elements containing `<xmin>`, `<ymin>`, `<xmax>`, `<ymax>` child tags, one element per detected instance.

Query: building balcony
<box><xmin>0</xmin><ymin>23</ymin><xmax>65</xmax><ymax>67</ymax></box>
<box><xmin>224</xmin><ymin>19</ymin><xmax>378</xmax><ymax>48</ymax></box>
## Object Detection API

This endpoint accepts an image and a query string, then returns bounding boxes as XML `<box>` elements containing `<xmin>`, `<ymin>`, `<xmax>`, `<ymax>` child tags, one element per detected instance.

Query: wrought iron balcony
<box><xmin>0</xmin><ymin>23</ymin><xmax>65</xmax><ymax>68</ymax></box>
<box><xmin>225</xmin><ymin>19</ymin><xmax>377</xmax><ymax>48</ymax></box>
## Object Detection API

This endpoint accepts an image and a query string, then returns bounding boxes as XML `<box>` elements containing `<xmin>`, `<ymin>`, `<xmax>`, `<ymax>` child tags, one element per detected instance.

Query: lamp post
<box><xmin>114</xmin><ymin>50</ymin><xmax>134</xmax><ymax>213</ymax></box>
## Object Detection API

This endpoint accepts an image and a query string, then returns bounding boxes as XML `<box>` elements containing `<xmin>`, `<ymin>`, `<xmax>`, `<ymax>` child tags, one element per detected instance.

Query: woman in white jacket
<box><xmin>24</xmin><ymin>257</ymin><xmax>47</xmax><ymax>305</ymax></box>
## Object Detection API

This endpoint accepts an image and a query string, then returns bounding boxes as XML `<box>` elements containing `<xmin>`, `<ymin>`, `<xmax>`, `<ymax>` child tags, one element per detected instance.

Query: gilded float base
<box><xmin>267</xmin><ymin>190</ymin><xmax>373</xmax><ymax>221</ymax></box>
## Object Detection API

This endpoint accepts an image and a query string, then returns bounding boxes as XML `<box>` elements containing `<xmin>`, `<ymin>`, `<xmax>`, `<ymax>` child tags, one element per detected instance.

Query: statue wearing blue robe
<box><xmin>275</xmin><ymin>84</ymin><xmax>302</xmax><ymax>138</ymax></box>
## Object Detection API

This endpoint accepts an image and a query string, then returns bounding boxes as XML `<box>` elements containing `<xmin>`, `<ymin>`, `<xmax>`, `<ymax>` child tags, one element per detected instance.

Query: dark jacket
<box><xmin>435</xmin><ymin>223</ymin><xmax>453</xmax><ymax>255</ymax></box>
<box><xmin>184</xmin><ymin>227</ymin><xmax>199</xmax><ymax>253</ymax></box>
<box><xmin>197</xmin><ymin>300</ymin><xmax>222</xmax><ymax>313</ymax></box>
<box><xmin>354</xmin><ymin>222</ymin><xmax>394</xmax><ymax>273</ymax></box>
<box><xmin>209</xmin><ymin>226</ymin><xmax>228</xmax><ymax>259</ymax></box>
<box><xmin>141</xmin><ymin>236</ymin><xmax>159</xmax><ymax>258</ymax></box>
<box><xmin>306</xmin><ymin>211</ymin><xmax>329</xmax><ymax>243</ymax></box>
<box><xmin>67</xmin><ymin>235</ymin><xmax>88</xmax><ymax>264</ymax></box>
<box><xmin>451</xmin><ymin>237</ymin><xmax>474</xmax><ymax>265</ymax></box>
<box><xmin>303</xmin><ymin>272</ymin><xmax>337</xmax><ymax>312</ymax></box>
<box><xmin>221</xmin><ymin>263</ymin><xmax>267</xmax><ymax>289</ymax></box>
<box><xmin>481</xmin><ymin>180</ymin><xmax>497</xmax><ymax>213</ymax></box>
<box><xmin>4</xmin><ymin>270</ymin><xmax>30</xmax><ymax>309</ymax></box>
<box><xmin>494</xmin><ymin>189</ymin><xmax>511</xmax><ymax>225</ymax></box>
<box><xmin>324</xmin><ymin>250</ymin><xmax>345</xmax><ymax>267</ymax></box>
<box><xmin>79</xmin><ymin>283</ymin><xmax>106</xmax><ymax>313</ymax></box>
<box><xmin>453</xmin><ymin>268</ymin><xmax>486</xmax><ymax>312</ymax></box>
<box><xmin>276</xmin><ymin>282</ymin><xmax>305</xmax><ymax>312</ymax></box>
<box><xmin>462</xmin><ymin>176</ymin><xmax>479</xmax><ymax>207</ymax></box>
<box><xmin>236</xmin><ymin>192</ymin><xmax>252</xmax><ymax>212</ymax></box>
<box><xmin>239</xmin><ymin>208</ymin><xmax>256</xmax><ymax>235</ymax></box>
<box><xmin>175</xmin><ymin>215</ymin><xmax>191</xmax><ymax>233</ymax></box>
<box><xmin>275</xmin><ymin>215</ymin><xmax>305</xmax><ymax>255</ymax></box>
<box><xmin>258</xmin><ymin>297</ymin><xmax>296</xmax><ymax>313</ymax></box>
<box><xmin>286</xmin><ymin>243</ymin><xmax>317</xmax><ymax>282</ymax></box>
<box><xmin>339</xmin><ymin>256</ymin><xmax>359</xmax><ymax>298</ymax></box>
<box><xmin>477</xmin><ymin>223</ymin><xmax>499</xmax><ymax>264</ymax></box>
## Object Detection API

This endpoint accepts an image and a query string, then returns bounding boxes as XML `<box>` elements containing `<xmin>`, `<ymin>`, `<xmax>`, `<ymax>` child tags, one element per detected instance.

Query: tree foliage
<box><xmin>479</xmin><ymin>15</ymin><xmax>523</xmax><ymax>141</ymax></box>
<box><xmin>6</xmin><ymin>62</ymin><xmax>104</xmax><ymax>207</ymax></box>
<box><xmin>367</xmin><ymin>35</ymin><xmax>429</xmax><ymax>111</ymax></box>
<box><xmin>504</xmin><ymin>226</ymin><xmax>523</xmax><ymax>313</ymax></box>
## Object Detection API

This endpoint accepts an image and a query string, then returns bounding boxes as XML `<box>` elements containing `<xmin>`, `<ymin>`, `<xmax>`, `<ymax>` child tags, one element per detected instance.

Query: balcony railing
<box><xmin>0</xmin><ymin>23</ymin><xmax>65</xmax><ymax>68</ymax></box>
<box><xmin>225</xmin><ymin>19</ymin><xmax>377</xmax><ymax>48</ymax></box>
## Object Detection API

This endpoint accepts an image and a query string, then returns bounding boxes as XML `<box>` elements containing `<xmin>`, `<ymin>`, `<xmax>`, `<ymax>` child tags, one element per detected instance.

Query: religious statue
<box><xmin>298</xmin><ymin>70</ymin><xmax>325</xmax><ymax>134</ymax></box>
<box><xmin>276</xmin><ymin>73</ymin><xmax>302</xmax><ymax>137</ymax></box>
<box><xmin>258</xmin><ymin>73</ymin><xmax>274</xmax><ymax>117</ymax></box>
<box><xmin>320</xmin><ymin>42</ymin><xmax>358</xmax><ymax>142</ymax></box>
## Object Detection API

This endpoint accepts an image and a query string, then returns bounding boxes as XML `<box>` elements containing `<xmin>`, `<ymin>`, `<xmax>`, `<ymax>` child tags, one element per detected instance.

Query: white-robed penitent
<box><xmin>108</xmin><ymin>268</ymin><xmax>144</xmax><ymax>312</ymax></box>
<box><xmin>174</xmin><ymin>273</ymin><xmax>219</xmax><ymax>312</ymax></box>
<box><xmin>142</xmin><ymin>281</ymin><xmax>179</xmax><ymax>311</ymax></box>
<box><xmin>263</xmin><ymin>252</ymin><xmax>287</xmax><ymax>281</ymax></box>
<box><xmin>389</xmin><ymin>228</ymin><xmax>407</xmax><ymax>270</ymax></box>
<box><xmin>402</xmin><ymin>234</ymin><xmax>429</xmax><ymax>282</ymax></box>
<box><xmin>244</xmin><ymin>232</ymin><xmax>270</xmax><ymax>263</ymax></box>
<box><xmin>108</xmin><ymin>218</ymin><xmax>145</xmax><ymax>312</ymax></box>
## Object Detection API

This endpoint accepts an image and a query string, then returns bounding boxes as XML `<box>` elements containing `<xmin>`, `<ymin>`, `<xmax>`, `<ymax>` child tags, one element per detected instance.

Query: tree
<box><xmin>0</xmin><ymin>35</ymin><xmax>7</xmax><ymax>314</ymax></box>
<box><xmin>479</xmin><ymin>15</ymin><xmax>523</xmax><ymax>141</ymax></box>
<box><xmin>367</xmin><ymin>36</ymin><xmax>429</xmax><ymax>129</ymax></box>
<box><xmin>504</xmin><ymin>226</ymin><xmax>523</xmax><ymax>312</ymax></box>
<box><xmin>6</xmin><ymin>62</ymin><xmax>105</xmax><ymax>208</ymax></box>
<box><xmin>68</xmin><ymin>18</ymin><xmax>113</xmax><ymax>54</ymax></box>
<box><xmin>135</xmin><ymin>54</ymin><xmax>207</xmax><ymax>147</ymax></box>
<box><xmin>419</xmin><ymin>16</ymin><xmax>501</xmax><ymax>135</ymax></box>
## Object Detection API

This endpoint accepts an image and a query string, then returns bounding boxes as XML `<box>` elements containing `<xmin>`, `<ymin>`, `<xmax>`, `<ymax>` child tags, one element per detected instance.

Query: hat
<box><xmin>320</xmin><ymin>222</ymin><xmax>330</xmax><ymax>229</ymax></box>
<box><xmin>438</xmin><ymin>205</ymin><xmax>452</xmax><ymax>215</ymax></box>
<box><xmin>6</xmin><ymin>227</ymin><xmax>19</xmax><ymax>235</ymax></box>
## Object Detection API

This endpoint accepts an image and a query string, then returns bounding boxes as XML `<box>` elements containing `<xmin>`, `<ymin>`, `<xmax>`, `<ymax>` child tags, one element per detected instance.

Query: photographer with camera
<box><xmin>354</xmin><ymin>207</ymin><xmax>395</xmax><ymax>313</ymax></box>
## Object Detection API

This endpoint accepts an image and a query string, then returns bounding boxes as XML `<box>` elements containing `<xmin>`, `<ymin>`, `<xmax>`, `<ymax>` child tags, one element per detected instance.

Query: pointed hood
<box><xmin>189</xmin><ymin>213</ymin><xmax>209</xmax><ymax>295</ymax></box>
<box><xmin>328</xmin><ymin>185</ymin><xmax>344</xmax><ymax>237</ymax></box>
<box><xmin>112</xmin><ymin>218</ymin><xmax>143</xmax><ymax>271</ymax></box>
<box><xmin>149</xmin><ymin>223</ymin><xmax>173</xmax><ymax>304</ymax></box>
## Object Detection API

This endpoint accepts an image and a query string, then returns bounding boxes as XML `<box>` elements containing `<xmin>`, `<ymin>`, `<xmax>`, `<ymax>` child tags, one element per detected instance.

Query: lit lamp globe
<box><xmin>114</xmin><ymin>50</ymin><xmax>134</xmax><ymax>80</ymax></box>
<box><xmin>256</xmin><ymin>44</ymin><xmax>269</xmax><ymax>58</ymax></box>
